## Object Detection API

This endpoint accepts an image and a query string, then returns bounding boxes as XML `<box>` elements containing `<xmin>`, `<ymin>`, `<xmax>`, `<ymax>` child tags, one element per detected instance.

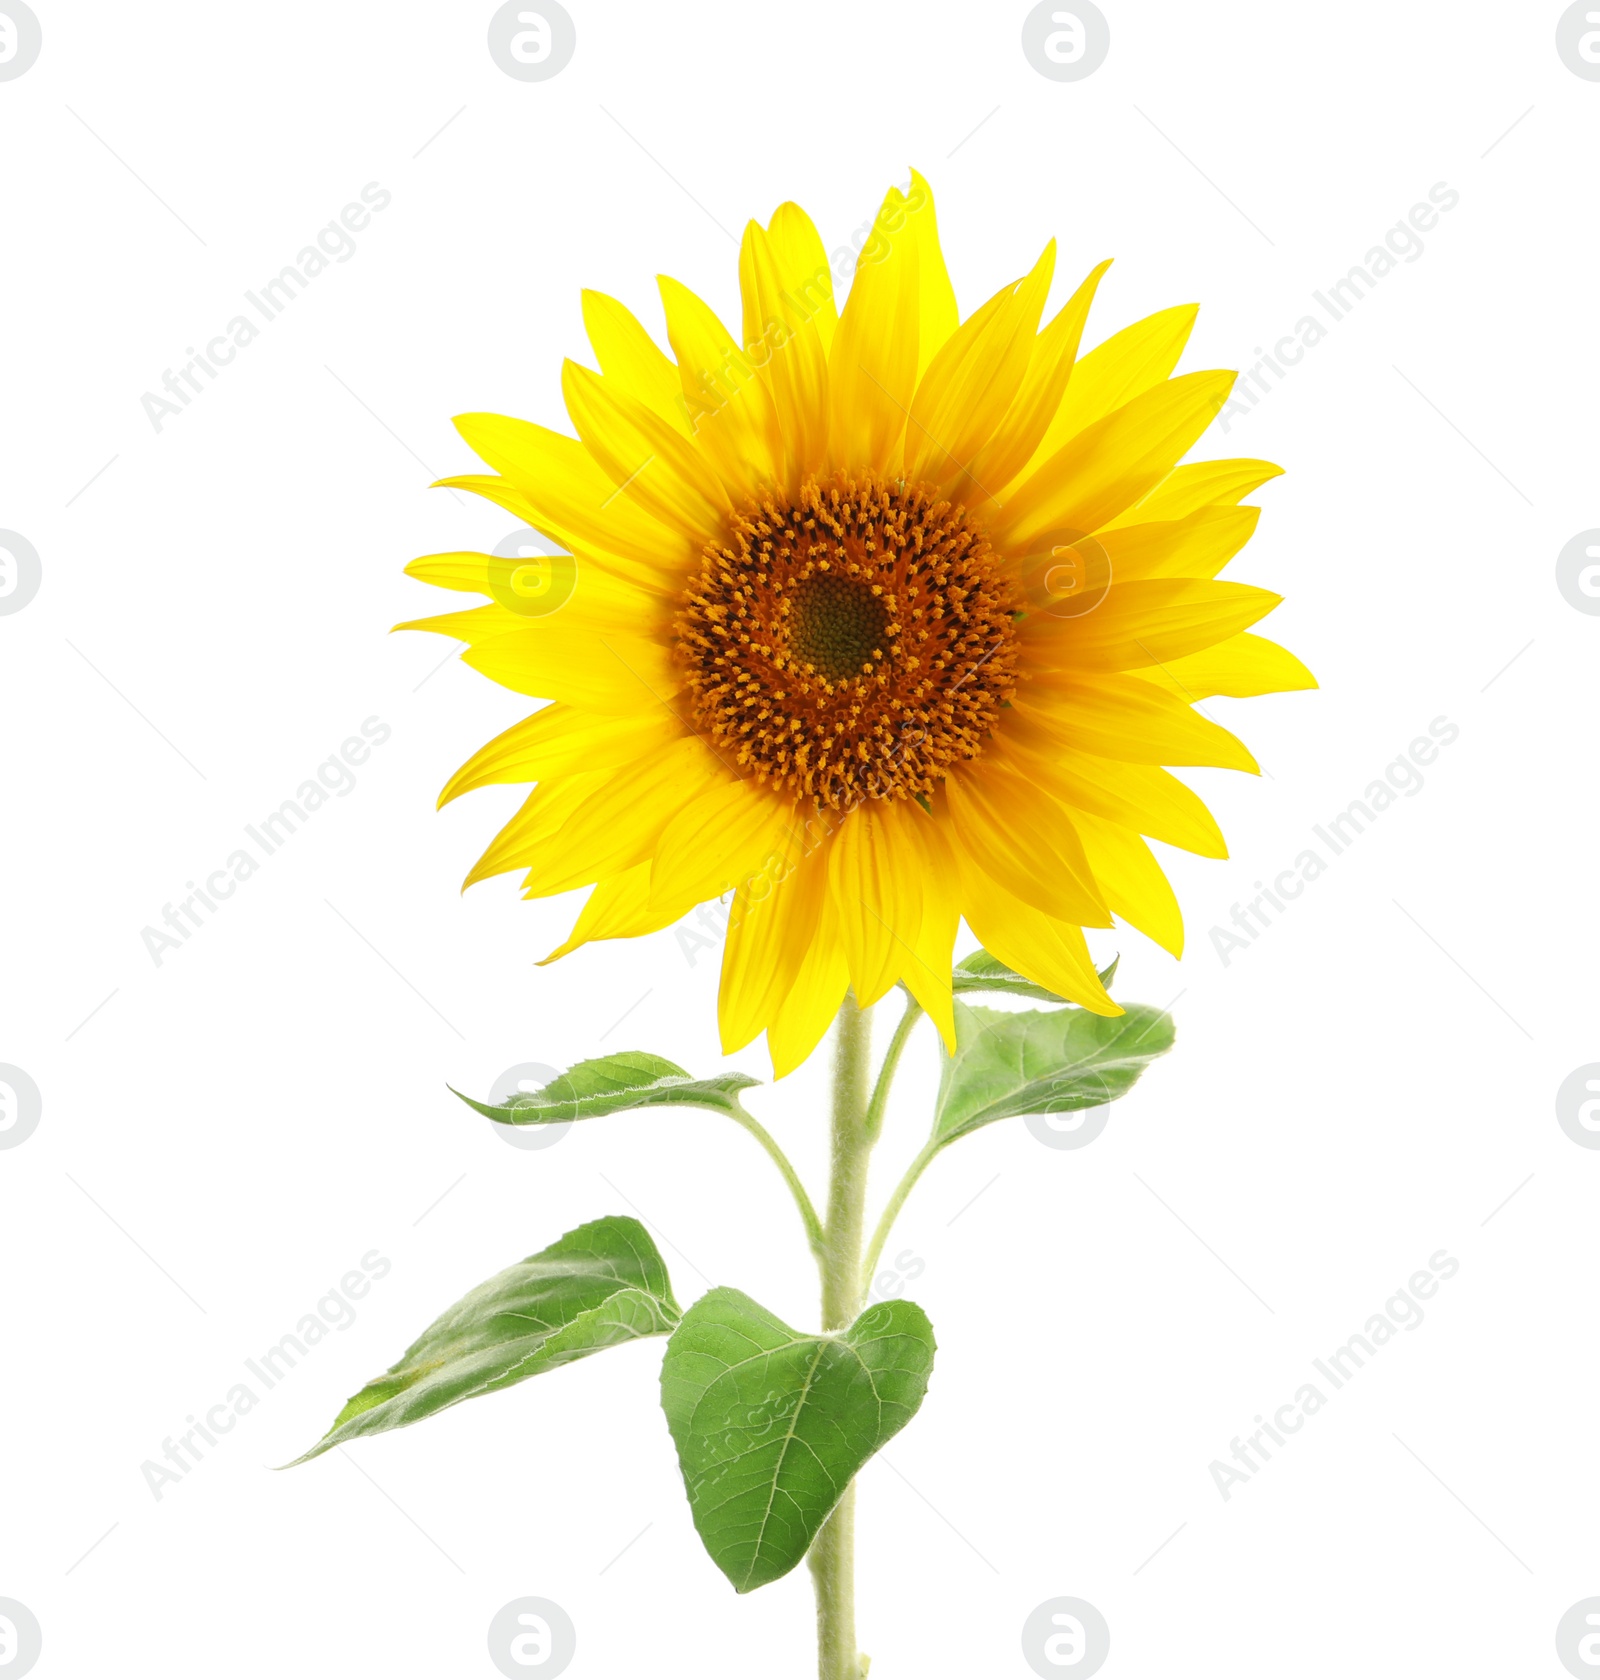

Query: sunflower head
<box><xmin>401</xmin><ymin>171</ymin><xmax>1315</xmax><ymax>1075</ymax></box>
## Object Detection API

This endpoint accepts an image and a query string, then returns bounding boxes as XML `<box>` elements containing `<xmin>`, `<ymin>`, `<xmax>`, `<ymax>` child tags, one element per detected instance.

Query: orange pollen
<box><xmin>674</xmin><ymin>471</ymin><xmax>1022</xmax><ymax>809</ymax></box>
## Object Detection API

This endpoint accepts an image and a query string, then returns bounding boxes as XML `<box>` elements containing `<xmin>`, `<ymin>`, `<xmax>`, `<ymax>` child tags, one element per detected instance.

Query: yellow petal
<box><xmin>741</xmin><ymin>222</ymin><xmax>831</xmax><ymax>485</ymax></box>
<box><xmin>1083</xmin><ymin>505</ymin><xmax>1260</xmax><ymax>584</ymax></box>
<box><xmin>404</xmin><ymin>550</ymin><xmax>510</xmax><ymax>595</ymax></box>
<box><xmin>945</xmin><ymin>759</ymin><xmax>1111</xmax><ymax>925</ymax></box>
<box><xmin>995</xmin><ymin>369</ymin><xmax>1237</xmax><ymax>548</ymax></box>
<box><xmin>766</xmin><ymin>878</ymin><xmax>850</xmax><ymax>1077</ymax></box>
<box><xmin>893</xmin><ymin>802</ymin><xmax>960</xmax><ymax>1049</ymax></box>
<box><xmin>904</xmin><ymin>169</ymin><xmax>959</xmax><ymax>382</ymax></box>
<box><xmin>1021</xmin><ymin>578</ymin><xmax>1282</xmax><ymax>673</ymax></box>
<box><xmin>905</xmin><ymin>242</ymin><xmax>1054</xmax><ymax>492</ymax></box>
<box><xmin>1002</xmin><ymin>736</ymin><xmax>1228</xmax><ymax>859</ymax></box>
<box><xmin>517</xmin><ymin>735</ymin><xmax>724</xmax><ymax>897</ymax></box>
<box><xmin>765</xmin><ymin>201</ymin><xmax>838</xmax><ymax>354</ymax></box>
<box><xmin>965</xmin><ymin>258</ymin><xmax>1112</xmax><ymax>502</ymax></box>
<box><xmin>561</xmin><ymin>360</ymin><xmax>731</xmax><ymax>542</ymax></box>
<box><xmin>395</xmin><ymin>602</ymin><xmax>680</xmax><ymax>713</ymax></box>
<box><xmin>1070</xmin><ymin>811</ymin><xmax>1184</xmax><ymax>957</ymax></box>
<box><xmin>437</xmin><ymin>705</ymin><xmax>683</xmax><ymax>807</ymax></box>
<box><xmin>1012</xmin><ymin>673</ymin><xmax>1259</xmax><ymax>772</ymax></box>
<box><xmin>449</xmin><ymin>415</ymin><xmax>691</xmax><ymax>594</ymax></box>
<box><xmin>1105</xmin><ymin>457</ymin><xmax>1283</xmax><ymax>528</ymax></box>
<box><xmin>719</xmin><ymin>829</ymin><xmax>832</xmax><ymax>1055</ymax></box>
<box><xmin>648</xmin><ymin>776</ymin><xmax>800</xmax><ymax>916</ymax></box>
<box><xmin>402</xmin><ymin>548</ymin><xmax>655</xmax><ymax>625</ymax></box>
<box><xmin>463</xmin><ymin>768</ymin><xmax>611</xmax><ymax>890</ymax></box>
<box><xmin>1031</xmin><ymin>303</ymin><xmax>1199</xmax><ymax>464</ymax></box>
<box><xmin>658</xmin><ymin>275</ymin><xmax>784</xmax><ymax>494</ymax></box>
<box><xmin>581</xmin><ymin>290</ymin><xmax>692</xmax><ymax>437</ymax></box>
<box><xmin>828</xmin><ymin>186</ymin><xmax>919</xmax><ymax>473</ymax></box>
<box><xmin>952</xmin><ymin>848</ymin><xmax>1120</xmax><ymax>1016</ymax></box>
<box><xmin>540</xmin><ymin>861</ymin><xmax>681</xmax><ymax>962</ymax></box>
<box><xmin>436</xmin><ymin>473</ymin><xmax>614</xmax><ymax>566</ymax></box>
<box><xmin>1137</xmin><ymin>631</ymin><xmax>1318</xmax><ymax>701</ymax></box>
<box><xmin>827</xmin><ymin>803</ymin><xmax>923</xmax><ymax>1007</ymax></box>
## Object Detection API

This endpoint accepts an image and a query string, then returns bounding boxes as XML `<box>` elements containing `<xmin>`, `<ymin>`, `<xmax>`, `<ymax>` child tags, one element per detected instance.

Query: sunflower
<box><xmin>401</xmin><ymin>172</ymin><xmax>1314</xmax><ymax>1076</ymax></box>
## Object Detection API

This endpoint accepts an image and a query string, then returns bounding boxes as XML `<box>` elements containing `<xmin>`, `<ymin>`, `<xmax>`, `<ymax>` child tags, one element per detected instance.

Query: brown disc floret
<box><xmin>675</xmin><ymin>471</ymin><xmax>1022</xmax><ymax>810</ymax></box>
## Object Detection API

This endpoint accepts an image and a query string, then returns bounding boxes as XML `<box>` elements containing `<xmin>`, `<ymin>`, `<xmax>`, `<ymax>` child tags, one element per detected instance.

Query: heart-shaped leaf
<box><xmin>291</xmin><ymin>1216</ymin><xmax>678</xmax><ymax>1464</ymax></box>
<box><xmin>933</xmin><ymin>998</ymin><xmax>1174</xmax><ymax>1144</ymax></box>
<box><xmin>453</xmin><ymin>1050</ymin><xmax>760</xmax><ymax>1127</ymax></box>
<box><xmin>952</xmin><ymin>947</ymin><xmax>1119</xmax><ymax>1004</ymax></box>
<box><xmin>660</xmin><ymin>1289</ymin><xmax>935</xmax><ymax>1593</ymax></box>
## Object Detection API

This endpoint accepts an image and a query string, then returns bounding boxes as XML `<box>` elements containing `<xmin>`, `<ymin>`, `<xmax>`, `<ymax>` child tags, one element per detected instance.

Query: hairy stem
<box><xmin>861</xmin><ymin>994</ymin><xmax>922</xmax><ymax>1144</ymax></box>
<box><xmin>729</xmin><ymin>1103</ymin><xmax>826</xmax><ymax>1266</ymax></box>
<box><xmin>859</xmin><ymin>1140</ymin><xmax>941</xmax><ymax>1295</ymax></box>
<box><xmin>809</xmin><ymin>1483</ymin><xmax>860</xmax><ymax>1680</ymax></box>
<box><xmin>810</xmin><ymin>994</ymin><xmax>875</xmax><ymax>1680</ymax></box>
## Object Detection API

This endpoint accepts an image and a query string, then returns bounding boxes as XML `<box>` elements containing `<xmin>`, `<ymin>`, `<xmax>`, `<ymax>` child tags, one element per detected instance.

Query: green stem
<box><xmin>859</xmin><ymin>1139</ymin><xmax>942</xmax><ymax>1297</ymax></box>
<box><xmin>810</xmin><ymin>994</ymin><xmax>875</xmax><ymax>1680</ymax></box>
<box><xmin>861</xmin><ymin>994</ymin><xmax>922</xmax><ymax>1144</ymax></box>
<box><xmin>809</xmin><ymin>1483</ymin><xmax>859</xmax><ymax>1680</ymax></box>
<box><xmin>818</xmin><ymin>993</ymin><xmax>874</xmax><ymax>1332</ymax></box>
<box><xmin>728</xmin><ymin>1103</ymin><xmax>826</xmax><ymax>1265</ymax></box>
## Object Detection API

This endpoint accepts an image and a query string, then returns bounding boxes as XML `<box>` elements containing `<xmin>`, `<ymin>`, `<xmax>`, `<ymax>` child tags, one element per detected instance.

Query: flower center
<box><xmin>787</xmin><ymin>573</ymin><xmax>891</xmax><ymax>683</ymax></box>
<box><xmin>675</xmin><ymin>471</ymin><xmax>1022</xmax><ymax>809</ymax></box>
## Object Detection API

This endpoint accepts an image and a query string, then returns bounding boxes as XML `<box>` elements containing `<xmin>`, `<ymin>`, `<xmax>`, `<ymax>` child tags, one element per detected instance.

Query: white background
<box><xmin>2</xmin><ymin>3</ymin><xmax>1596</xmax><ymax>1676</ymax></box>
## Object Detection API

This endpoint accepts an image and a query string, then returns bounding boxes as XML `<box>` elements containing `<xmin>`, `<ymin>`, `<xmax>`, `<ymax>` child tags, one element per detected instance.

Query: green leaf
<box><xmin>932</xmin><ymin>997</ymin><xmax>1174</xmax><ymax>1144</ymax></box>
<box><xmin>951</xmin><ymin>947</ymin><xmax>1119</xmax><ymax>1004</ymax></box>
<box><xmin>660</xmin><ymin>1290</ymin><xmax>936</xmax><ymax>1593</ymax></box>
<box><xmin>290</xmin><ymin>1216</ymin><xmax>679</xmax><ymax>1464</ymax></box>
<box><xmin>453</xmin><ymin>1050</ymin><xmax>760</xmax><ymax>1127</ymax></box>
